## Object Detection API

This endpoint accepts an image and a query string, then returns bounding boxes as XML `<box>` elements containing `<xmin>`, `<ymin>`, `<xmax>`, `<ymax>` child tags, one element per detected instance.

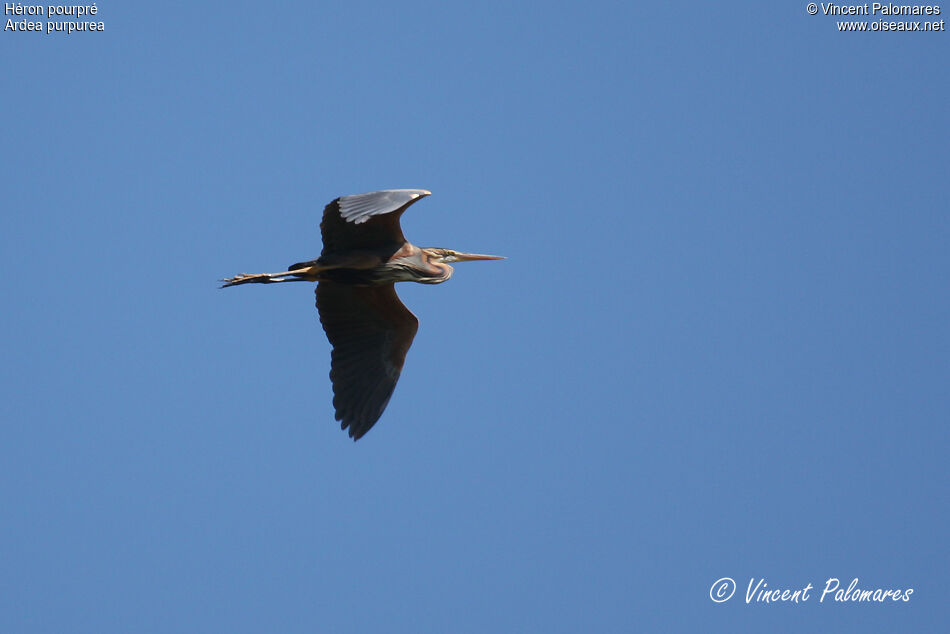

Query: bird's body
<box><xmin>288</xmin><ymin>243</ymin><xmax>454</xmax><ymax>286</ymax></box>
<box><xmin>222</xmin><ymin>189</ymin><xmax>502</xmax><ymax>440</ymax></box>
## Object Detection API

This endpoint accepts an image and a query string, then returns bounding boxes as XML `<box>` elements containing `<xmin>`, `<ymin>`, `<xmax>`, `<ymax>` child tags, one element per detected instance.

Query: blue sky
<box><xmin>1</xmin><ymin>2</ymin><xmax>947</xmax><ymax>632</ymax></box>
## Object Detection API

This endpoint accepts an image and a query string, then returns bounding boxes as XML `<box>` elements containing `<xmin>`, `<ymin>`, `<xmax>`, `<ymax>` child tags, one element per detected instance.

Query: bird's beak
<box><xmin>453</xmin><ymin>252</ymin><xmax>505</xmax><ymax>262</ymax></box>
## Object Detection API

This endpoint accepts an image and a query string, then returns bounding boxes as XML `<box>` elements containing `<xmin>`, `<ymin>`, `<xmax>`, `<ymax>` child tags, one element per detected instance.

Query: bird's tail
<box><xmin>288</xmin><ymin>258</ymin><xmax>319</xmax><ymax>271</ymax></box>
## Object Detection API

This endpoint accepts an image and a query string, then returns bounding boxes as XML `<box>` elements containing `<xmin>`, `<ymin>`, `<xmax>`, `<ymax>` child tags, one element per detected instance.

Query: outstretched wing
<box><xmin>315</xmin><ymin>281</ymin><xmax>419</xmax><ymax>440</ymax></box>
<box><xmin>320</xmin><ymin>189</ymin><xmax>431</xmax><ymax>255</ymax></box>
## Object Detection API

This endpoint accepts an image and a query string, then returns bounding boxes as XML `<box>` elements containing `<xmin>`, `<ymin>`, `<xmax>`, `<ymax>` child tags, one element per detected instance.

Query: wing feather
<box><xmin>320</xmin><ymin>189</ymin><xmax>430</xmax><ymax>255</ymax></box>
<box><xmin>315</xmin><ymin>282</ymin><xmax>419</xmax><ymax>440</ymax></box>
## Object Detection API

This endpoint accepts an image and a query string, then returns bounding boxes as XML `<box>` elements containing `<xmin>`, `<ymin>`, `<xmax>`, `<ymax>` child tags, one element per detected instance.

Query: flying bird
<box><xmin>222</xmin><ymin>189</ymin><xmax>503</xmax><ymax>440</ymax></box>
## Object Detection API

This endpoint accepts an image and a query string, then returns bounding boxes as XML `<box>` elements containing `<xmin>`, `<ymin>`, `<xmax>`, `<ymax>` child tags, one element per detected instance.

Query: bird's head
<box><xmin>422</xmin><ymin>248</ymin><xmax>505</xmax><ymax>264</ymax></box>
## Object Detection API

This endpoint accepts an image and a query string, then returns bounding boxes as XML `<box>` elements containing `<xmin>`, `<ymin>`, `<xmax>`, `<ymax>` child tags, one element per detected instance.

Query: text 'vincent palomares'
<box><xmin>817</xmin><ymin>3</ymin><xmax>941</xmax><ymax>15</ymax></box>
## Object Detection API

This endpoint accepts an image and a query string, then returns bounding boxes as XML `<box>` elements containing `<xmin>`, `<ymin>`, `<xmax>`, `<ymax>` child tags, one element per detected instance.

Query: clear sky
<box><xmin>1</xmin><ymin>2</ymin><xmax>947</xmax><ymax>632</ymax></box>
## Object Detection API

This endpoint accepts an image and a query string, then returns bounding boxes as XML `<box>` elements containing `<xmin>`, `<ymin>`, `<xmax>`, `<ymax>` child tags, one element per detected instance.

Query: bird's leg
<box><xmin>220</xmin><ymin>270</ymin><xmax>311</xmax><ymax>288</ymax></box>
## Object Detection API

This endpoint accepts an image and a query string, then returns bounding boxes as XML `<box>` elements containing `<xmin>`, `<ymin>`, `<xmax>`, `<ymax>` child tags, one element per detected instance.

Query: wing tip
<box><xmin>337</xmin><ymin>189</ymin><xmax>431</xmax><ymax>224</ymax></box>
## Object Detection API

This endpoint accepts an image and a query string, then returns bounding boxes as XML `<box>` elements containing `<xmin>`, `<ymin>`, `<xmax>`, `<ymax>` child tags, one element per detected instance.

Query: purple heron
<box><xmin>222</xmin><ymin>189</ymin><xmax>503</xmax><ymax>440</ymax></box>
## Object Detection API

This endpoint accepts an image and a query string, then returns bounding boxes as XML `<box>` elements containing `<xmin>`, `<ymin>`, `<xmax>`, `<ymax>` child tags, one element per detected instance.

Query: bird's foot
<box><xmin>220</xmin><ymin>273</ymin><xmax>270</xmax><ymax>288</ymax></box>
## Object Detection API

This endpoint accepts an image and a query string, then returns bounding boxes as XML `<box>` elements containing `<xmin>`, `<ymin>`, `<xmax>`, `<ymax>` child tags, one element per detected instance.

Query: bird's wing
<box><xmin>315</xmin><ymin>281</ymin><xmax>419</xmax><ymax>440</ymax></box>
<box><xmin>320</xmin><ymin>189</ymin><xmax>430</xmax><ymax>254</ymax></box>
